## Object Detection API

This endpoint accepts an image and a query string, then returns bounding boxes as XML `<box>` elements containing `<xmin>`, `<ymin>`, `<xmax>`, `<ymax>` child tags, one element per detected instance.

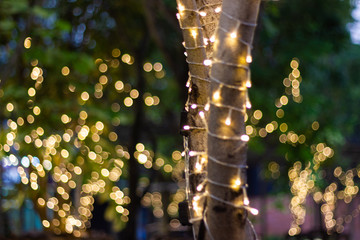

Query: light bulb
<box><xmin>191</xmin><ymin>104</ymin><xmax>197</xmax><ymax>109</ymax></box>
<box><xmin>250</xmin><ymin>208</ymin><xmax>259</xmax><ymax>215</ymax></box>
<box><xmin>204</xmin><ymin>103</ymin><xmax>210</xmax><ymax>111</ymax></box>
<box><xmin>204</xmin><ymin>38</ymin><xmax>209</xmax><ymax>45</ymax></box>
<box><xmin>199</xmin><ymin>111</ymin><xmax>205</xmax><ymax>119</ymax></box>
<box><xmin>195</xmin><ymin>162</ymin><xmax>202</xmax><ymax>172</ymax></box>
<box><xmin>241</xmin><ymin>135</ymin><xmax>250</xmax><ymax>142</ymax></box>
<box><xmin>210</xmin><ymin>36</ymin><xmax>215</xmax><ymax>42</ymax></box>
<box><xmin>230</xmin><ymin>32</ymin><xmax>237</xmax><ymax>38</ymax></box>
<box><xmin>213</xmin><ymin>89</ymin><xmax>220</xmax><ymax>101</ymax></box>
<box><xmin>246</xmin><ymin>55</ymin><xmax>252</xmax><ymax>63</ymax></box>
<box><xmin>244</xmin><ymin>197</ymin><xmax>250</xmax><ymax>206</ymax></box>
<box><xmin>191</xmin><ymin>30</ymin><xmax>197</xmax><ymax>39</ymax></box>
<box><xmin>225</xmin><ymin>110</ymin><xmax>232</xmax><ymax>126</ymax></box>
<box><xmin>199</xmin><ymin>11</ymin><xmax>206</xmax><ymax>17</ymax></box>
<box><xmin>204</xmin><ymin>59</ymin><xmax>212</xmax><ymax>66</ymax></box>
<box><xmin>246</xmin><ymin>80</ymin><xmax>252</xmax><ymax>88</ymax></box>
<box><xmin>176</xmin><ymin>13</ymin><xmax>180</xmax><ymax>19</ymax></box>
<box><xmin>215</xmin><ymin>7</ymin><xmax>221</xmax><ymax>13</ymax></box>
<box><xmin>183</xmin><ymin>125</ymin><xmax>190</xmax><ymax>130</ymax></box>
<box><xmin>246</xmin><ymin>101</ymin><xmax>252</xmax><ymax>109</ymax></box>
<box><xmin>225</xmin><ymin>116</ymin><xmax>231</xmax><ymax>126</ymax></box>
<box><xmin>178</xmin><ymin>4</ymin><xmax>185</xmax><ymax>12</ymax></box>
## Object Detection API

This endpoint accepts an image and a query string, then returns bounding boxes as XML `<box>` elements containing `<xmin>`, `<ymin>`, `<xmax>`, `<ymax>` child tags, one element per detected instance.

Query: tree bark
<box><xmin>176</xmin><ymin>0</ymin><xmax>210</xmax><ymax>239</ymax></box>
<box><xmin>206</xmin><ymin>0</ymin><xmax>260</xmax><ymax>239</ymax></box>
<box><xmin>195</xmin><ymin>0</ymin><xmax>223</xmax><ymax>59</ymax></box>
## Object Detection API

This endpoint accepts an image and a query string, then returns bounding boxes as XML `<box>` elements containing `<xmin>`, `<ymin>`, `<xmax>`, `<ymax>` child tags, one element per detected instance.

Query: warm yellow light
<box><xmin>143</xmin><ymin>62</ymin><xmax>152</xmax><ymax>72</ymax></box>
<box><xmin>195</xmin><ymin>162</ymin><xmax>202</xmax><ymax>172</ymax></box>
<box><xmin>230</xmin><ymin>32</ymin><xmax>237</xmax><ymax>38</ymax></box>
<box><xmin>280</xmin><ymin>95</ymin><xmax>288</xmax><ymax>105</ymax></box>
<box><xmin>213</xmin><ymin>89</ymin><xmax>220</xmax><ymax>101</ymax></box>
<box><xmin>99</xmin><ymin>75</ymin><xmax>108</xmax><ymax>84</ymax></box>
<box><xmin>250</xmin><ymin>208</ymin><xmax>259</xmax><ymax>215</ymax></box>
<box><xmin>279</xmin><ymin>123</ymin><xmax>288</xmax><ymax>132</ymax></box>
<box><xmin>136</xmin><ymin>143</ymin><xmax>145</xmax><ymax>152</ymax></box>
<box><xmin>199</xmin><ymin>11</ymin><xmax>206</xmax><ymax>17</ymax></box>
<box><xmin>312</xmin><ymin>121</ymin><xmax>320</xmax><ymax>131</ymax></box>
<box><xmin>244</xmin><ymin>197</ymin><xmax>250</xmax><ymax>206</ymax></box>
<box><xmin>225</xmin><ymin>116</ymin><xmax>231</xmax><ymax>126</ymax></box>
<box><xmin>101</xmin><ymin>168</ymin><xmax>109</xmax><ymax>177</ymax></box>
<box><xmin>210</xmin><ymin>36</ymin><xmax>215</xmax><ymax>42</ymax></box>
<box><xmin>178</xmin><ymin>4</ymin><xmax>185</xmax><ymax>12</ymax></box>
<box><xmin>42</xmin><ymin>220</ymin><xmax>50</xmax><ymax>228</ymax></box>
<box><xmin>196</xmin><ymin>183</ymin><xmax>204</xmax><ymax>191</ymax></box>
<box><xmin>24</xmin><ymin>37</ymin><xmax>32</xmax><ymax>49</ymax></box>
<box><xmin>98</xmin><ymin>63</ymin><xmax>108</xmax><ymax>73</ymax></box>
<box><xmin>203</xmin><ymin>59</ymin><xmax>212</xmax><ymax>66</ymax></box>
<box><xmin>214</xmin><ymin>7</ymin><xmax>221</xmax><ymax>13</ymax></box>
<box><xmin>205</xmin><ymin>103</ymin><xmax>210</xmax><ymax>111</ymax></box>
<box><xmin>6</xmin><ymin>103</ymin><xmax>14</xmax><ymax>112</ymax></box>
<box><xmin>153</xmin><ymin>62</ymin><xmax>163</xmax><ymax>72</ymax></box>
<box><xmin>61</xmin><ymin>66</ymin><xmax>70</xmax><ymax>76</ymax></box>
<box><xmin>124</xmin><ymin>97</ymin><xmax>133</xmax><ymax>107</ymax></box>
<box><xmin>130</xmin><ymin>89</ymin><xmax>139</xmax><ymax>99</ymax></box>
<box><xmin>246</xmin><ymin>80</ymin><xmax>252</xmax><ymax>88</ymax></box>
<box><xmin>253</xmin><ymin>110</ymin><xmax>262</xmax><ymax>120</ymax></box>
<box><xmin>290</xmin><ymin>59</ymin><xmax>299</xmax><ymax>69</ymax></box>
<box><xmin>138</xmin><ymin>153</ymin><xmax>147</xmax><ymax>164</ymax></box>
<box><xmin>33</xmin><ymin>106</ymin><xmax>41</xmax><ymax>115</ymax></box>
<box><xmin>241</xmin><ymin>135</ymin><xmax>250</xmax><ymax>142</ymax></box>
<box><xmin>144</xmin><ymin>96</ymin><xmax>154</xmax><ymax>106</ymax></box>
<box><xmin>81</xmin><ymin>91</ymin><xmax>89</xmax><ymax>101</ymax></box>
<box><xmin>246</xmin><ymin>55</ymin><xmax>252</xmax><ymax>63</ymax></box>
<box><xmin>191</xmin><ymin>30</ymin><xmax>197</xmax><ymax>39</ymax></box>
<box><xmin>112</xmin><ymin>48</ymin><xmax>121</xmax><ymax>58</ymax></box>
<box><xmin>28</xmin><ymin>87</ymin><xmax>36</xmax><ymax>97</ymax></box>
<box><xmin>115</xmin><ymin>80</ymin><xmax>124</xmax><ymax>91</ymax></box>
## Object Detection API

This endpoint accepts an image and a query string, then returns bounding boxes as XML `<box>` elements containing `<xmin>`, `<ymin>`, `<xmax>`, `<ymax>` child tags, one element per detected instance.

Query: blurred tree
<box><xmin>0</xmin><ymin>0</ymin><xmax>186</xmax><ymax>239</ymax></box>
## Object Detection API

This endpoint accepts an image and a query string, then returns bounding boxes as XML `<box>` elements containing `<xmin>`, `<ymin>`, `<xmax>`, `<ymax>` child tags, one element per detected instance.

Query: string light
<box><xmin>212</xmin><ymin>85</ymin><xmax>222</xmax><ymax>101</ymax></box>
<box><xmin>203</xmin><ymin>59</ymin><xmax>212</xmax><ymax>66</ymax></box>
<box><xmin>225</xmin><ymin>109</ymin><xmax>232</xmax><ymax>126</ymax></box>
<box><xmin>176</xmin><ymin>1</ymin><xmax>259</xmax><ymax>237</ymax></box>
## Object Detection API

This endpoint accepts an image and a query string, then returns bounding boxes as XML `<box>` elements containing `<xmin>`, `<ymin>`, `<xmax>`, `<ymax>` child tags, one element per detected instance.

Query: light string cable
<box><xmin>194</xmin><ymin>6</ymin><xmax>258</xmax><ymax>238</ymax></box>
<box><xmin>177</xmin><ymin>0</ymin><xmax>210</xmax><ymax>216</ymax></box>
<box><xmin>177</xmin><ymin>1</ymin><xmax>259</xmax><ymax>231</ymax></box>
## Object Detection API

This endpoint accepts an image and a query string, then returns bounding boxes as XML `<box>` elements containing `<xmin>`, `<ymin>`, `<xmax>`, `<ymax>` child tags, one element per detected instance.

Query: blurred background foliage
<box><xmin>0</xmin><ymin>0</ymin><xmax>360</xmax><ymax>239</ymax></box>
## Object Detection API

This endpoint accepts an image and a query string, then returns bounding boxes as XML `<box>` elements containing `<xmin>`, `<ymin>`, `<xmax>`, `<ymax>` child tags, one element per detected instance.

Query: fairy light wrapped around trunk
<box><xmin>177</xmin><ymin>0</ymin><xmax>260</xmax><ymax>239</ymax></box>
<box><xmin>176</xmin><ymin>0</ymin><xmax>211</xmax><ymax>238</ymax></box>
<box><xmin>204</xmin><ymin>0</ymin><xmax>261</xmax><ymax>239</ymax></box>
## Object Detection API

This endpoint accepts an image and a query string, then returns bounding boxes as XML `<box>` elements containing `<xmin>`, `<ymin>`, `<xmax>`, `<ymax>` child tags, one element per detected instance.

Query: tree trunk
<box><xmin>176</xmin><ymin>0</ymin><xmax>210</xmax><ymax>238</ymax></box>
<box><xmin>205</xmin><ymin>0</ymin><xmax>260</xmax><ymax>239</ymax></box>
